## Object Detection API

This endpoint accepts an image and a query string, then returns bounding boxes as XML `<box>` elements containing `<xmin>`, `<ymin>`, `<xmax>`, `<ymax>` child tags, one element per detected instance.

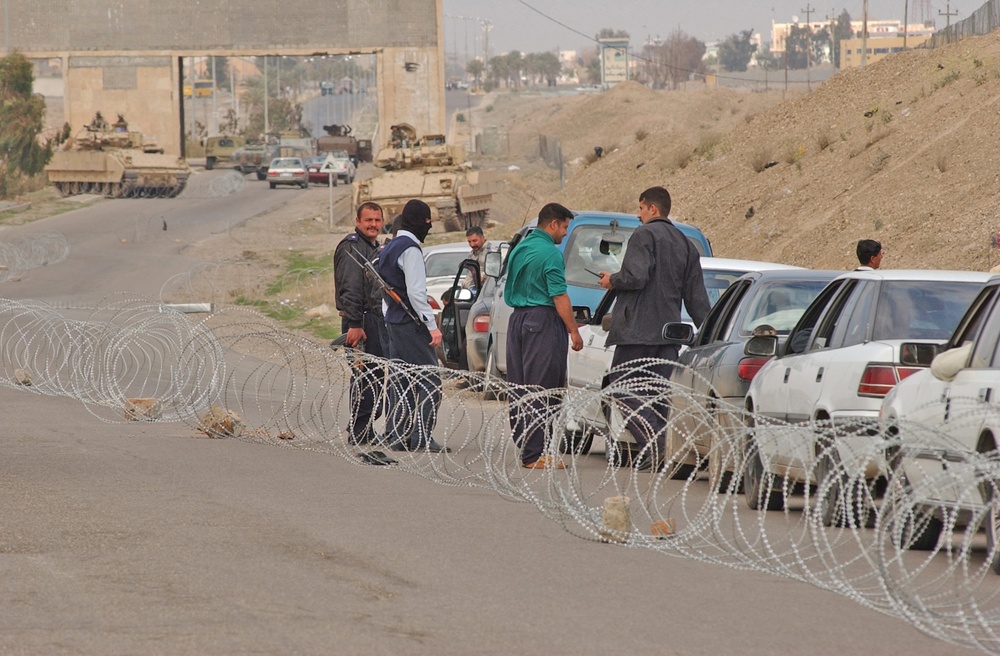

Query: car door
<box><xmin>783</xmin><ymin>280</ymin><xmax>864</xmax><ymax>425</ymax></box>
<box><xmin>672</xmin><ymin>277</ymin><xmax>753</xmax><ymax>446</ymax></box>
<box><xmin>940</xmin><ymin>284</ymin><xmax>1000</xmax><ymax>442</ymax></box>
<box><xmin>440</xmin><ymin>260</ymin><xmax>482</xmax><ymax>369</ymax></box>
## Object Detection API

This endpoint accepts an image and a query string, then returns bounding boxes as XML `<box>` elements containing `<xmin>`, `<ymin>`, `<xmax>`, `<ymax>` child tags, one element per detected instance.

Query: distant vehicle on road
<box><xmin>266</xmin><ymin>157</ymin><xmax>309</xmax><ymax>189</ymax></box>
<box><xmin>203</xmin><ymin>135</ymin><xmax>246</xmax><ymax>171</ymax></box>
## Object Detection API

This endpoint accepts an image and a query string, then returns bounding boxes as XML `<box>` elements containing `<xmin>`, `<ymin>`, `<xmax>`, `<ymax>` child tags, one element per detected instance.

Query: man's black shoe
<box><xmin>359</xmin><ymin>450</ymin><xmax>396</xmax><ymax>466</ymax></box>
<box><xmin>389</xmin><ymin>442</ymin><xmax>409</xmax><ymax>452</ymax></box>
<box><xmin>425</xmin><ymin>441</ymin><xmax>452</xmax><ymax>454</ymax></box>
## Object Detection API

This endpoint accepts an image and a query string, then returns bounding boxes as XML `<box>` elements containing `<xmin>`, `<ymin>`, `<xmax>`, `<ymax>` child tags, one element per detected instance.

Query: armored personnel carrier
<box><xmin>235</xmin><ymin>130</ymin><xmax>311</xmax><ymax>180</ymax></box>
<box><xmin>45</xmin><ymin>113</ymin><xmax>190</xmax><ymax>198</ymax></box>
<box><xmin>352</xmin><ymin>124</ymin><xmax>495</xmax><ymax>232</ymax></box>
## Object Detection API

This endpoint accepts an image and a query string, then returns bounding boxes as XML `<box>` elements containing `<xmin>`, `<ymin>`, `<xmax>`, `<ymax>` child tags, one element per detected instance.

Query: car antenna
<box><xmin>519</xmin><ymin>193</ymin><xmax>536</xmax><ymax>228</ymax></box>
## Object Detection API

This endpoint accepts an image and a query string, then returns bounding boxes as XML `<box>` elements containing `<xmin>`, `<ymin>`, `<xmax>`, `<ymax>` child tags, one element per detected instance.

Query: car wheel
<box><xmin>884</xmin><ymin>452</ymin><xmax>943</xmax><ymax>551</ymax></box>
<box><xmin>983</xmin><ymin>479</ymin><xmax>1000</xmax><ymax>574</ymax></box>
<box><xmin>664</xmin><ymin>422</ymin><xmax>696</xmax><ymax>480</ymax></box>
<box><xmin>815</xmin><ymin>435</ymin><xmax>873</xmax><ymax>528</ymax></box>
<box><xmin>707</xmin><ymin>433</ymin><xmax>741</xmax><ymax>494</ymax></box>
<box><xmin>302</xmin><ymin>181</ymin><xmax>309</xmax><ymax>189</ymax></box>
<box><xmin>269</xmin><ymin>183</ymin><xmax>276</xmax><ymax>189</ymax></box>
<box><xmin>742</xmin><ymin>411</ymin><xmax>785</xmax><ymax>511</ymax></box>
<box><xmin>482</xmin><ymin>342</ymin><xmax>506</xmax><ymax>401</ymax></box>
<box><xmin>560</xmin><ymin>428</ymin><xmax>594</xmax><ymax>455</ymax></box>
<box><xmin>256</xmin><ymin>171</ymin><xmax>267</xmax><ymax>181</ymax></box>
<box><xmin>205</xmin><ymin>157</ymin><xmax>215</xmax><ymax>171</ymax></box>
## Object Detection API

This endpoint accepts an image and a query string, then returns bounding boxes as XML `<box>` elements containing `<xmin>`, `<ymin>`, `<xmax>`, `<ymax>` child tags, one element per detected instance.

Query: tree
<box><xmin>466</xmin><ymin>59</ymin><xmax>485</xmax><ymax>88</ymax></box>
<box><xmin>831</xmin><ymin>10</ymin><xmax>854</xmax><ymax>68</ymax></box>
<box><xmin>641</xmin><ymin>30</ymin><xmax>706</xmax><ymax>89</ymax></box>
<box><xmin>717</xmin><ymin>29</ymin><xmax>757</xmax><ymax>72</ymax></box>
<box><xmin>596</xmin><ymin>28</ymin><xmax>630</xmax><ymax>40</ymax></box>
<box><xmin>755</xmin><ymin>43</ymin><xmax>779</xmax><ymax>71</ymax></box>
<box><xmin>785</xmin><ymin>24</ymin><xmax>812</xmax><ymax>69</ymax></box>
<box><xmin>0</xmin><ymin>52</ymin><xmax>52</xmax><ymax>198</ymax></box>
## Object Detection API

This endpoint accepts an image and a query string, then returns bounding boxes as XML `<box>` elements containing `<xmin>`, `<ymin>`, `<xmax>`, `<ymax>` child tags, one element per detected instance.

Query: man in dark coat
<box><xmin>598</xmin><ymin>186</ymin><xmax>711</xmax><ymax>470</ymax></box>
<box><xmin>334</xmin><ymin>201</ymin><xmax>395</xmax><ymax>466</ymax></box>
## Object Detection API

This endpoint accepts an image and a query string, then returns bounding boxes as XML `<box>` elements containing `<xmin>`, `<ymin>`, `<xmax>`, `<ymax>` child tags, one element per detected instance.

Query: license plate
<box><xmin>280</xmin><ymin>172</ymin><xmax>291</xmax><ymax>177</ymax></box>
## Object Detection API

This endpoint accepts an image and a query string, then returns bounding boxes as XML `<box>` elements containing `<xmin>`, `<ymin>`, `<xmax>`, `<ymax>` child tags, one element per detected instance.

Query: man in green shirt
<box><xmin>504</xmin><ymin>202</ymin><xmax>583</xmax><ymax>469</ymax></box>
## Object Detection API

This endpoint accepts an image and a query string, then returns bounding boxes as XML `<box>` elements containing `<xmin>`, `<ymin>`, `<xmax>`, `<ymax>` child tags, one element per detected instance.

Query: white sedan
<box><xmin>879</xmin><ymin>274</ymin><xmax>1000</xmax><ymax>562</ymax></box>
<box><xmin>743</xmin><ymin>269</ymin><xmax>990</xmax><ymax>522</ymax></box>
<box><xmin>562</xmin><ymin>257</ymin><xmax>802</xmax><ymax>455</ymax></box>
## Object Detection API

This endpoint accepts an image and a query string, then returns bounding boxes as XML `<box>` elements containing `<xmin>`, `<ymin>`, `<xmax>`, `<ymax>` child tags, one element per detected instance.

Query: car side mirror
<box><xmin>573</xmin><ymin>306</ymin><xmax>592</xmax><ymax>325</ymax></box>
<box><xmin>900</xmin><ymin>342</ymin><xmax>944</xmax><ymax>367</ymax></box>
<box><xmin>484</xmin><ymin>251</ymin><xmax>502</xmax><ymax>278</ymax></box>
<box><xmin>745</xmin><ymin>334</ymin><xmax>778</xmax><ymax>357</ymax></box>
<box><xmin>661</xmin><ymin>322</ymin><xmax>695</xmax><ymax>345</ymax></box>
<box><xmin>453</xmin><ymin>288</ymin><xmax>474</xmax><ymax>302</ymax></box>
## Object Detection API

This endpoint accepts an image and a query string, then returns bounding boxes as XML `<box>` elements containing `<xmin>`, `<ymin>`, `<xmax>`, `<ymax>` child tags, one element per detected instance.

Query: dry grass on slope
<box><xmin>536</xmin><ymin>32</ymin><xmax>1000</xmax><ymax>271</ymax></box>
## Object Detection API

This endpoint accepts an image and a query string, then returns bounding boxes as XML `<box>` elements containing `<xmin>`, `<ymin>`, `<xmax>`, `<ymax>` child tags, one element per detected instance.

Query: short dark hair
<box><xmin>537</xmin><ymin>202</ymin><xmax>574</xmax><ymax>227</ymax></box>
<box><xmin>356</xmin><ymin>202</ymin><xmax>383</xmax><ymax>220</ymax></box>
<box><xmin>465</xmin><ymin>226</ymin><xmax>484</xmax><ymax>238</ymax></box>
<box><xmin>639</xmin><ymin>186</ymin><xmax>672</xmax><ymax>217</ymax></box>
<box><xmin>857</xmin><ymin>239</ymin><xmax>882</xmax><ymax>265</ymax></box>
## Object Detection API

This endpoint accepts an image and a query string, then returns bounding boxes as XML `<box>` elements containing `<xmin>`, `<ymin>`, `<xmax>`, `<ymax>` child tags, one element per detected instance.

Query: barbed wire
<box><xmin>2</xmin><ymin>292</ymin><xmax>1000</xmax><ymax>653</ymax></box>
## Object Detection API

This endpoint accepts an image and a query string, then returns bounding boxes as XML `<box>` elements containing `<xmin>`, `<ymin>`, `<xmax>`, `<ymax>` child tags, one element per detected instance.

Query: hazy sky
<box><xmin>442</xmin><ymin>0</ymin><xmax>950</xmax><ymax>55</ymax></box>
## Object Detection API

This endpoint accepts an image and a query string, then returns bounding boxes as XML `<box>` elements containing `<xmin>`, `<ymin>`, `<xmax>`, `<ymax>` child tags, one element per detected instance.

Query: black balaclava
<box><xmin>400</xmin><ymin>199</ymin><xmax>432</xmax><ymax>242</ymax></box>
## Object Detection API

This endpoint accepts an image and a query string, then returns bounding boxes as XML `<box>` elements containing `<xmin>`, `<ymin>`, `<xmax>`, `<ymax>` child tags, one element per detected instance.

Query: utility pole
<box><xmin>939</xmin><ymin>0</ymin><xmax>957</xmax><ymax>28</ymax></box>
<box><xmin>801</xmin><ymin>4</ymin><xmax>814</xmax><ymax>90</ymax></box>
<box><xmin>861</xmin><ymin>0</ymin><xmax>869</xmax><ymax>68</ymax></box>
<box><xmin>481</xmin><ymin>20</ymin><xmax>492</xmax><ymax>66</ymax></box>
<box><xmin>903</xmin><ymin>0</ymin><xmax>909</xmax><ymax>48</ymax></box>
<box><xmin>826</xmin><ymin>10</ymin><xmax>837</xmax><ymax>67</ymax></box>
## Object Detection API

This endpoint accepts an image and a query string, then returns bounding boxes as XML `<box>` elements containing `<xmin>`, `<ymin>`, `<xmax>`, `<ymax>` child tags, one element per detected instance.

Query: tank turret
<box><xmin>354</xmin><ymin>123</ymin><xmax>495</xmax><ymax>232</ymax></box>
<box><xmin>45</xmin><ymin>113</ymin><xmax>190</xmax><ymax>198</ymax></box>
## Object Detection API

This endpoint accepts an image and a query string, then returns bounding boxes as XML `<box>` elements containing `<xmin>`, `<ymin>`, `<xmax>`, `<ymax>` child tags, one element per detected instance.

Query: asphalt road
<box><xmin>0</xmin><ymin>178</ymin><xmax>972</xmax><ymax>655</ymax></box>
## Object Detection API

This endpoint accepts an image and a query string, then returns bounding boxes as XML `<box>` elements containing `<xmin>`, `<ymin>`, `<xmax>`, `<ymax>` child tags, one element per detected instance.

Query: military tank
<box><xmin>45</xmin><ymin>113</ymin><xmax>190</xmax><ymax>199</ymax></box>
<box><xmin>352</xmin><ymin>124</ymin><xmax>496</xmax><ymax>232</ymax></box>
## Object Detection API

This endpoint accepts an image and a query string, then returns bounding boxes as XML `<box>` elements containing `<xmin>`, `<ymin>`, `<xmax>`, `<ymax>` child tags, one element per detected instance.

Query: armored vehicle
<box><xmin>236</xmin><ymin>130</ymin><xmax>310</xmax><ymax>180</ymax></box>
<box><xmin>315</xmin><ymin>124</ymin><xmax>366</xmax><ymax>166</ymax></box>
<box><xmin>203</xmin><ymin>135</ymin><xmax>246</xmax><ymax>170</ymax></box>
<box><xmin>352</xmin><ymin>124</ymin><xmax>496</xmax><ymax>232</ymax></box>
<box><xmin>45</xmin><ymin>113</ymin><xmax>190</xmax><ymax>199</ymax></box>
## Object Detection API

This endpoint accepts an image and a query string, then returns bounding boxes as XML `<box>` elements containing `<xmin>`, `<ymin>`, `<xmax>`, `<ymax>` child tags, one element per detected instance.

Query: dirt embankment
<box><xmin>466</xmin><ymin>31</ymin><xmax>1000</xmax><ymax>273</ymax></box>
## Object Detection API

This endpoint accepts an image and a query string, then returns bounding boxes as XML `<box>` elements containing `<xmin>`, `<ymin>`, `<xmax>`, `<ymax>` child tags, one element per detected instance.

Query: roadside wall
<box><xmin>2</xmin><ymin>0</ymin><xmax>445</xmax><ymax>154</ymax></box>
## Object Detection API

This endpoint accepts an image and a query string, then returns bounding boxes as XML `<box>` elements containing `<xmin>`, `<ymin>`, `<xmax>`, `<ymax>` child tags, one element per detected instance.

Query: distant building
<box><xmin>840</xmin><ymin>34</ymin><xmax>930</xmax><ymax>68</ymax></box>
<box><xmin>770</xmin><ymin>18</ymin><xmax>935</xmax><ymax>66</ymax></box>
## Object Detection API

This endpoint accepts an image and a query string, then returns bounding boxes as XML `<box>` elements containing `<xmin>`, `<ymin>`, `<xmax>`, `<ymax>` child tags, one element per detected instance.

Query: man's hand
<box><xmin>345</xmin><ymin>327</ymin><xmax>367</xmax><ymax>347</ymax></box>
<box><xmin>429</xmin><ymin>328</ymin><xmax>443</xmax><ymax>348</ymax></box>
<box><xmin>598</xmin><ymin>271</ymin><xmax>613</xmax><ymax>290</ymax></box>
<box><xmin>570</xmin><ymin>329</ymin><xmax>584</xmax><ymax>352</ymax></box>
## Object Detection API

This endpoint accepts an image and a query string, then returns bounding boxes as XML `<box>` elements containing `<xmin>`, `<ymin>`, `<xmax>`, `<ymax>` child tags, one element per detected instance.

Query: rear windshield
<box><xmin>563</xmin><ymin>224</ymin><xmax>637</xmax><ymax>288</ymax></box>
<box><xmin>270</xmin><ymin>158</ymin><xmax>302</xmax><ymax>168</ymax></box>
<box><xmin>425</xmin><ymin>251</ymin><xmax>469</xmax><ymax>278</ymax></box>
<box><xmin>872</xmin><ymin>280</ymin><xmax>983</xmax><ymax>341</ymax></box>
<box><xmin>739</xmin><ymin>279</ymin><xmax>831</xmax><ymax>335</ymax></box>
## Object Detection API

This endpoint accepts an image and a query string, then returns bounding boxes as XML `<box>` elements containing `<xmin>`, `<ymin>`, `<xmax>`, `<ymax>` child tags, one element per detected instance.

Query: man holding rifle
<box><xmin>376</xmin><ymin>199</ymin><xmax>450</xmax><ymax>454</ymax></box>
<box><xmin>334</xmin><ymin>201</ymin><xmax>396</xmax><ymax>466</ymax></box>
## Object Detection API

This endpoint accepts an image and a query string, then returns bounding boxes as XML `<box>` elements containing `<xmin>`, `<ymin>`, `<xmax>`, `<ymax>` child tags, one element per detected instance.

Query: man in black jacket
<box><xmin>334</xmin><ymin>201</ymin><xmax>395</xmax><ymax>466</ymax></box>
<box><xmin>598</xmin><ymin>186</ymin><xmax>710</xmax><ymax>471</ymax></box>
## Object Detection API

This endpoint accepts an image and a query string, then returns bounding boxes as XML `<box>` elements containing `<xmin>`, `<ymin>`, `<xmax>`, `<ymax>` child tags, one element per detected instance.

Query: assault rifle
<box><xmin>345</xmin><ymin>246</ymin><xmax>422</xmax><ymax>325</ymax></box>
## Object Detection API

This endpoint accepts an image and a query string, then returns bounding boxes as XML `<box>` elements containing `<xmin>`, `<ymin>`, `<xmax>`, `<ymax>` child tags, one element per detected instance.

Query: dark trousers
<box><xmin>607</xmin><ymin>343</ymin><xmax>678</xmax><ymax>454</ymax></box>
<box><xmin>506</xmin><ymin>306</ymin><xmax>568</xmax><ymax>465</ymax></box>
<box><xmin>344</xmin><ymin>312</ymin><xmax>390</xmax><ymax>444</ymax></box>
<box><xmin>385</xmin><ymin>320</ymin><xmax>442</xmax><ymax>449</ymax></box>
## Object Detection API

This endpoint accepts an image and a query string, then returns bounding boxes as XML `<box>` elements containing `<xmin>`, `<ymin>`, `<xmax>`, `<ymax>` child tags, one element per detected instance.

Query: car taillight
<box><xmin>472</xmin><ymin>314</ymin><xmax>490</xmax><ymax>333</ymax></box>
<box><xmin>896</xmin><ymin>367</ymin><xmax>922</xmax><ymax>381</ymax></box>
<box><xmin>737</xmin><ymin>356</ymin><xmax>770</xmax><ymax>382</ymax></box>
<box><xmin>858</xmin><ymin>364</ymin><xmax>902</xmax><ymax>397</ymax></box>
<box><xmin>428</xmin><ymin>297</ymin><xmax>440</xmax><ymax>310</ymax></box>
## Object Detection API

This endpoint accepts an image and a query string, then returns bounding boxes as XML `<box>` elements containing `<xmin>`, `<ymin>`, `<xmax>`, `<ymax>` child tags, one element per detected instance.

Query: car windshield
<box><xmin>304</xmin><ymin>156</ymin><xmax>324</xmax><ymax>166</ymax></box>
<box><xmin>739</xmin><ymin>279</ymin><xmax>831</xmax><ymax>335</ymax></box>
<box><xmin>331</xmin><ymin>150</ymin><xmax>350</xmax><ymax>159</ymax></box>
<box><xmin>872</xmin><ymin>280</ymin><xmax>983</xmax><ymax>341</ymax></box>
<box><xmin>563</xmin><ymin>225</ymin><xmax>636</xmax><ymax>289</ymax></box>
<box><xmin>271</xmin><ymin>158</ymin><xmax>302</xmax><ymax>168</ymax></box>
<box><xmin>425</xmin><ymin>251</ymin><xmax>469</xmax><ymax>278</ymax></box>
